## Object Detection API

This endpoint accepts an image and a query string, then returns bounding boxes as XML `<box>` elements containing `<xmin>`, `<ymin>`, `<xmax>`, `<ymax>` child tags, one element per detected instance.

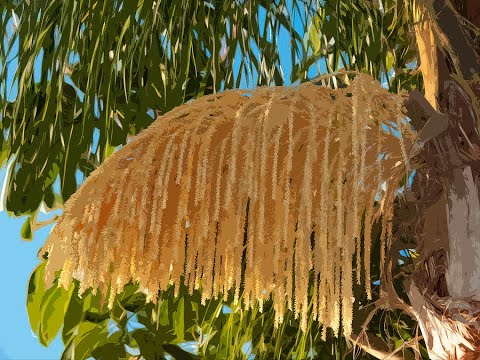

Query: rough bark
<box><xmin>445</xmin><ymin>166</ymin><xmax>480</xmax><ymax>299</ymax></box>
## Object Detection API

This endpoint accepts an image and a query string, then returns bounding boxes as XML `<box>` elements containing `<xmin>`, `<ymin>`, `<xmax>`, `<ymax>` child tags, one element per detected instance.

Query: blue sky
<box><xmin>0</xmin><ymin>175</ymin><xmax>63</xmax><ymax>359</ymax></box>
<box><xmin>0</xmin><ymin>15</ymin><xmax>63</xmax><ymax>359</ymax></box>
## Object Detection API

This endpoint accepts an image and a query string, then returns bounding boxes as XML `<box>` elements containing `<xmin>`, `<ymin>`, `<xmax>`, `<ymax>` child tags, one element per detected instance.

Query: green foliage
<box><xmin>20</xmin><ymin>215</ymin><xmax>33</xmax><ymax>240</ymax></box>
<box><xmin>0</xmin><ymin>0</ymin><xmax>423</xmax><ymax>220</ymax></box>
<box><xmin>27</xmin><ymin>256</ymin><xmax>426</xmax><ymax>359</ymax></box>
<box><xmin>27</xmin><ymin>261</ymin><xmax>47</xmax><ymax>335</ymax></box>
<box><xmin>27</xmin><ymin>262</ymin><xmax>75</xmax><ymax>346</ymax></box>
<box><xmin>304</xmin><ymin>0</ymin><xmax>421</xmax><ymax>92</ymax></box>
<box><xmin>0</xmin><ymin>0</ymin><xmax>313</xmax><ymax>218</ymax></box>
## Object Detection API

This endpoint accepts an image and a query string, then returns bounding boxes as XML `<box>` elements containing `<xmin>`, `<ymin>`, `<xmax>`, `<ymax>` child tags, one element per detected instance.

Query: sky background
<box><xmin>0</xmin><ymin>13</ymin><xmax>64</xmax><ymax>359</ymax></box>
<box><xmin>0</xmin><ymin>179</ymin><xmax>63</xmax><ymax>359</ymax></box>
<box><xmin>0</xmin><ymin>5</ymin><xmax>318</xmax><ymax>359</ymax></box>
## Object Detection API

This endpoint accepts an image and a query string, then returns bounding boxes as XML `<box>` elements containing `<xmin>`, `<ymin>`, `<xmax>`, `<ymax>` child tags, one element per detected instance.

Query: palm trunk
<box><xmin>445</xmin><ymin>166</ymin><xmax>480</xmax><ymax>300</ymax></box>
<box><xmin>406</xmin><ymin>0</ymin><xmax>480</xmax><ymax>358</ymax></box>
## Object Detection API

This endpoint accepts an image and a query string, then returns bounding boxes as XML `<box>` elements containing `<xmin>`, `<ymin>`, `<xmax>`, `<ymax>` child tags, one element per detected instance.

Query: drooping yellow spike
<box><xmin>40</xmin><ymin>74</ymin><xmax>412</xmax><ymax>337</ymax></box>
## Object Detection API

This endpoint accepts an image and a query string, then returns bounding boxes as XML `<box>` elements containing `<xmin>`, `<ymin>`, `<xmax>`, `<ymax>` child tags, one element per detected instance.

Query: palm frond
<box><xmin>0</xmin><ymin>0</ymin><xmax>421</xmax><ymax>221</ymax></box>
<box><xmin>0</xmin><ymin>0</ymin><xmax>314</xmax><ymax>216</ymax></box>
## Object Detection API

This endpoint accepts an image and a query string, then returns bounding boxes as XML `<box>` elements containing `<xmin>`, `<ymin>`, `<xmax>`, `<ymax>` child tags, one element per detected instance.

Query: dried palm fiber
<box><xmin>40</xmin><ymin>73</ymin><xmax>413</xmax><ymax>337</ymax></box>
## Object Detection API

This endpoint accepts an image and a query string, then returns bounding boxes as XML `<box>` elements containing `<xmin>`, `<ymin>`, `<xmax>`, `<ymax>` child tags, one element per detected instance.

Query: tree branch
<box><xmin>431</xmin><ymin>0</ymin><xmax>480</xmax><ymax>78</ymax></box>
<box><xmin>347</xmin><ymin>332</ymin><xmax>404</xmax><ymax>360</ymax></box>
<box><xmin>403</xmin><ymin>90</ymin><xmax>449</xmax><ymax>158</ymax></box>
<box><xmin>32</xmin><ymin>216</ymin><xmax>59</xmax><ymax>232</ymax></box>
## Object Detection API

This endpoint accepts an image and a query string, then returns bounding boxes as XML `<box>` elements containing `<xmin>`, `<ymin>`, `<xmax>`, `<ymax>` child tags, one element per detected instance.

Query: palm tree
<box><xmin>1</xmin><ymin>0</ymin><xmax>480</xmax><ymax>359</ymax></box>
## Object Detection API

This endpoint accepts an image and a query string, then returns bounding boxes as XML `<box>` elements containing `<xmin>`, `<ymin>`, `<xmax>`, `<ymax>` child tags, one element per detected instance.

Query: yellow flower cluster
<box><xmin>41</xmin><ymin>73</ymin><xmax>411</xmax><ymax>338</ymax></box>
